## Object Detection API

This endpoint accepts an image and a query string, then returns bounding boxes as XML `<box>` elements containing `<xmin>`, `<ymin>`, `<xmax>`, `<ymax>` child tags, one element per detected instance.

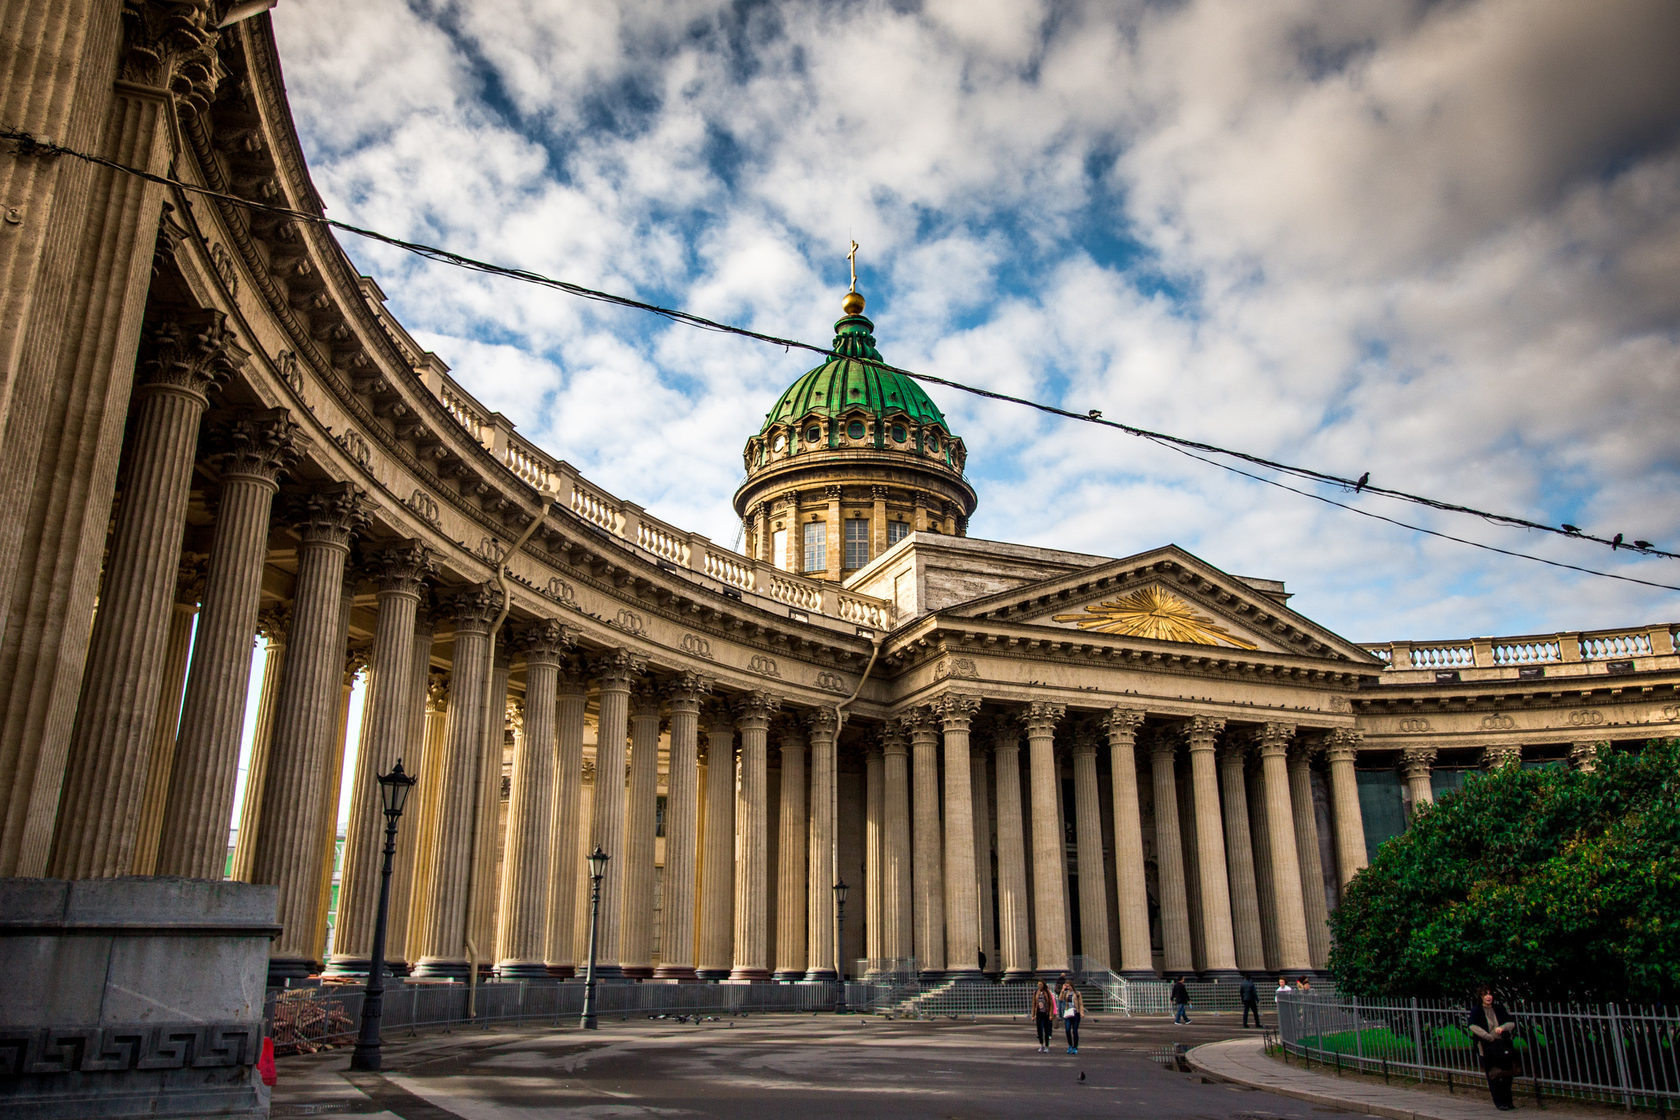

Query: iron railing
<box><xmin>1274</xmin><ymin>994</ymin><xmax>1680</xmax><ymax>1111</ymax></box>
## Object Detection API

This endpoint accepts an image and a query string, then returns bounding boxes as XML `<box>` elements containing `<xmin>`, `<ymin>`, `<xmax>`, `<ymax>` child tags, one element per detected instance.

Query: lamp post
<box><xmin>832</xmin><ymin>878</ymin><xmax>849</xmax><ymax>1014</ymax></box>
<box><xmin>580</xmin><ymin>845</ymin><xmax>609</xmax><ymax>1030</ymax></box>
<box><xmin>350</xmin><ymin>759</ymin><xmax>417</xmax><ymax>1072</ymax></box>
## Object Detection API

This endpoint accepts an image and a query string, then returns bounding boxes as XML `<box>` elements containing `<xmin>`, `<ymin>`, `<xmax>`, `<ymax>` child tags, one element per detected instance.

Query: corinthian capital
<box><xmin>209</xmin><ymin>408</ymin><xmax>303</xmax><ymax>483</ymax></box>
<box><xmin>512</xmin><ymin>617</ymin><xmax>575</xmax><ymax>663</ymax></box>
<box><xmin>933</xmin><ymin>693</ymin><xmax>982</xmax><ymax>730</ymax></box>
<box><xmin>1399</xmin><ymin>746</ymin><xmax>1437</xmax><ymax>780</ymax></box>
<box><xmin>1103</xmin><ymin>707</ymin><xmax>1144</xmax><ymax>744</ymax></box>
<box><xmin>366</xmin><ymin>540</ymin><xmax>436</xmax><ymax>597</ymax></box>
<box><xmin>440</xmin><ymin>582</ymin><xmax>500</xmax><ymax>635</ymax></box>
<box><xmin>120</xmin><ymin>1</ymin><xmax>224</xmax><ymax>116</ymax></box>
<box><xmin>733</xmin><ymin>690</ymin><xmax>781</xmax><ymax>729</ymax></box>
<box><xmin>1324</xmin><ymin>728</ymin><xmax>1363</xmax><ymax>764</ymax></box>
<box><xmin>592</xmin><ymin>648</ymin><xmax>648</xmax><ymax>689</ymax></box>
<box><xmin>139</xmin><ymin>310</ymin><xmax>246</xmax><ymax>400</ymax></box>
<box><xmin>1181</xmin><ymin>715</ymin><xmax>1225</xmax><ymax>752</ymax></box>
<box><xmin>664</xmin><ymin>671</ymin><xmax>712</xmax><ymax>713</ymax></box>
<box><xmin>1021</xmin><ymin>701</ymin><xmax>1065</xmax><ymax>736</ymax></box>
<box><xmin>289</xmin><ymin>483</ymin><xmax>372</xmax><ymax>548</ymax></box>
<box><xmin>807</xmin><ymin>707</ymin><xmax>841</xmax><ymax>740</ymax></box>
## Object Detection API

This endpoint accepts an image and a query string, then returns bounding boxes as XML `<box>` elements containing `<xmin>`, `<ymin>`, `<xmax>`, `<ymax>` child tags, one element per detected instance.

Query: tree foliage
<box><xmin>1328</xmin><ymin>739</ymin><xmax>1680</xmax><ymax>1003</ymax></box>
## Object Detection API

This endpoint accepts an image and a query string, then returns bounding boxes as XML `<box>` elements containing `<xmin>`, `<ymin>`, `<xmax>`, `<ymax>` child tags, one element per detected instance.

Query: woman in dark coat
<box><xmin>1467</xmin><ymin>986</ymin><xmax>1519</xmax><ymax>1111</ymax></box>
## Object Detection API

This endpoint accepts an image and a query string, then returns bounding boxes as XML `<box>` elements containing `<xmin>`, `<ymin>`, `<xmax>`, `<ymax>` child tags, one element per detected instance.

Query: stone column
<box><xmin>864</xmin><ymin>743</ymin><xmax>884</xmax><ymax>970</ymax></box>
<box><xmin>773</xmin><ymin>720</ymin><xmax>808</xmax><ymax>980</ymax></box>
<box><xmin>247</xmin><ymin>487</ymin><xmax>368</xmax><ymax>980</ymax></box>
<box><xmin>870</xmin><ymin>485</ymin><xmax>889</xmax><ymax>558</ymax></box>
<box><xmin>313</xmin><ymin>638</ymin><xmax>362</xmax><ymax>963</ymax></box>
<box><xmin>1482</xmin><ymin>742</ymin><xmax>1523</xmax><ymax>771</ymax></box>
<box><xmin>991</xmin><ymin>719</ymin><xmax>1032</xmax><ymax>981</ymax></box>
<box><xmin>228</xmin><ymin>606</ymin><xmax>290</xmax><ymax>882</ymax></box>
<box><xmin>1257</xmin><ymin>724</ymin><xmax>1311</xmax><ymax>973</ymax></box>
<box><xmin>326</xmin><ymin>543</ymin><xmax>434</xmax><ymax>976</ymax></box>
<box><xmin>824</xmin><ymin>485</ymin><xmax>843</xmax><ymax>578</ymax></box>
<box><xmin>386</xmin><ymin>605</ymin><xmax>436</xmax><ymax>969</ymax></box>
<box><xmin>467</xmin><ymin>643</ymin><xmax>512</xmax><ymax>974</ymax></box>
<box><xmin>970</xmin><ymin>740</ymin><xmax>996</xmax><ymax>976</ymax></box>
<box><xmin>1024</xmin><ymin>701</ymin><xmax>1067</xmax><ymax>977</ymax></box>
<box><xmin>1288</xmin><ymin>742</ymin><xmax>1331</xmax><ymax>969</ymax></box>
<box><xmin>621</xmin><ymin>681</ymin><xmax>662</xmax><ymax>979</ymax></box>
<box><xmin>933</xmin><ymin>695</ymin><xmax>982</xmax><ymax>980</ymax></box>
<box><xmin>1217</xmin><ymin>738</ymin><xmax>1265</xmax><ymax>974</ymax></box>
<box><xmin>880</xmin><ymin>725</ymin><xmax>912</xmax><ymax>966</ymax></box>
<box><xmin>154</xmin><ymin>411</ymin><xmax>300</xmax><ymax>879</ymax></box>
<box><xmin>131</xmin><ymin>563</ymin><xmax>205</xmax><ymax>875</ymax></box>
<box><xmin>806</xmin><ymin>708</ymin><xmax>841</xmax><ymax>981</ymax></box>
<box><xmin>1324</xmin><ymin>728</ymin><xmax>1368</xmax><ymax>886</ymax></box>
<box><xmin>696</xmin><ymin>708</ymin><xmax>736</xmax><ymax>979</ymax></box>
<box><xmin>1400</xmin><ymin>747</ymin><xmax>1437</xmax><ymax>815</ymax></box>
<box><xmin>493</xmin><ymin>620</ymin><xmax>571</xmax><ymax>977</ymax></box>
<box><xmin>1149</xmin><ymin>731</ymin><xmax>1194</xmax><ymax>975</ymax></box>
<box><xmin>412</xmin><ymin>585</ymin><xmax>498</xmax><ymax>980</ymax></box>
<box><xmin>1183</xmin><ymin>716</ymin><xmax>1238</xmax><ymax>976</ymax></box>
<box><xmin>0</xmin><ymin>25</ymin><xmax>229</xmax><ymax>877</ymax></box>
<box><xmin>408</xmin><ymin>672</ymin><xmax>449</xmax><ymax>952</ymax></box>
<box><xmin>46</xmin><ymin>318</ymin><xmax>238</xmax><ymax>878</ymax></box>
<box><xmin>1067</xmin><ymin>727</ymin><xmax>1109</xmax><ymax>972</ymax></box>
<box><xmin>584</xmin><ymin>649</ymin><xmax>642</xmax><ymax>980</ymax></box>
<box><xmin>905</xmin><ymin>709</ymin><xmax>946</xmax><ymax>976</ymax></box>
<box><xmin>1102</xmin><ymin>709</ymin><xmax>1152</xmax><ymax>976</ymax></box>
<box><xmin>655</xmin><ymin>672</ymin><xmax>708</xmax><ymax>979</ymax></box>
<box><xmin>1569</xmin><ymin>741</ymin><xmax>1602</xmax><ymax>773</ymax></box>
<box><xmin>544</xmin><ymin>663</ymin><xmax>588</xmax><ymax>976</ymax></box>
<box><xmin>731</xmin><ymin>691</ymin><xmax>779</xmax><ymax>980</ymax></box>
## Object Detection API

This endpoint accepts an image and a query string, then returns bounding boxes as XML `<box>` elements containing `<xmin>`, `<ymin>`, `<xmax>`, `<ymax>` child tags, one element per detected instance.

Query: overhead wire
<box><xmin>4</xmin><ymin>124</ymin><xmax>1676</xmax><ymax>591</ymax></box>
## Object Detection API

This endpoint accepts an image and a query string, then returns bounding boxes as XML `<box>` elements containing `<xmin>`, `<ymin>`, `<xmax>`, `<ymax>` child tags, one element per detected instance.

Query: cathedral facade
<box><xmin>1</xmin><ymin>4</ymin><xmax>1677</xmax><ymax>1000</ymax></box>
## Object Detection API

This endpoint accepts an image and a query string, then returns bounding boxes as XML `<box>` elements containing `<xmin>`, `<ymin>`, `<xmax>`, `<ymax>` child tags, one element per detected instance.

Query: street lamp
<box><xmin>832</xmin><ymin>878</ymin><xmax>849</xmax><ymax>1014</ymax></box>
<box><xmin>580</xmin><ymin>845</ymin><xmax>609</xmax><ymax>1030</ymax></box>
<box><xmin>350</xmin><ymin>759</ymin><xmax>417</xmax><ymax>1072</ymax></box>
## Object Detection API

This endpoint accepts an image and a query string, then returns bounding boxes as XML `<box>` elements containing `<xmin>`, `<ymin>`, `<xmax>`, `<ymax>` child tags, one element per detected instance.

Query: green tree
<box><xmin>1328</xmin><ymin>739</ymin><xmax>1680</xmax><ymax>1002</ymax></box>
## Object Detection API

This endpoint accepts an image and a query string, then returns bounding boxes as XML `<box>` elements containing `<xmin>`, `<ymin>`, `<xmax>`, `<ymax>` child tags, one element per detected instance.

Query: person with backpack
<box><xmin>1170</xmin><ymin>976</ymin><xmax>1191</xmax><ymax>1024</ymax></box>
<box><xmin>1032</xmin><ymin>980</ymin><xmax>1056</xmax><ymax>1053</ymax></box>
<box><xmin>1240</xmin><ymin>975</ymin><xmax>1261</xmax><ymax>1028</ymax></box>
<box><xmin>1058</xmin><ymin>979</ymin><xmax>1084</xmax><ymax>1054</ymax></box>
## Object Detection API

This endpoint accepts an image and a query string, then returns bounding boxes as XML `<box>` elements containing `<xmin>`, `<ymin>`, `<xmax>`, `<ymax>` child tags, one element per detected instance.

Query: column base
<box><xmin>387</xmin><ymin>959</ymin><xmax>410</xmax><ymax>977</ymax></box>
<box><xmin>695</xmin><ymin>968</ymin><xmax>731</xmax><ymax>981</ymax></box>
<box><xmin>321</xmin><ymin>955</ymin><xmax>370</xmax><ymax>980</ymax></box>
<box><xmin>771</xmin><ymin>968</ymin><xmax>806</xmax><ymax>982</ymax></box>
<box><xmin>266</xmin><ymin>957</ymin><xmax>321</xmax><ymax>988</ymax></box>
<box><xmin>1036</xmin><ymin>968</ymin><xmax>1071</xmax><ymax>982</ymax></box>
<box><xmin>621</xmin><ymin>965</ymin><xmax>653</xmax><ymax>980</ymax></box>
<box><xmin>1118</xmin><ymin>969</ymin><xmax>1161</xmax><ymax>982</ymax></box>
<box><xmin>652</xmin><ymin>965</ymin><xmax>696</xmax><ymax>980</ymax></box>
<box><xmin>917</xmin><ymin>969</ymin><xmax>946</xmax><ymax>983</ymax></box>
<box><xmin>728</xmin><ymin>967</ymin><xmax>770</xmax><ymax>981</ymax></box>
<box><xmin>1200</xmin><ymin>968</ymin><xmax>1246</xmax><ymax>983</ymax></box>
<box><xmin>410</xmin><ymin>957</ymin><xmax>470</xmax><ymax>981</ymax></box>
<box><xmin>547</xmin><ymin>964</ymin><xmax>576</xmax><ymax>979</ymax></box>
<box><xmin>803</xmin><ymin>968</ymin><xmax>837</xmax><ymax>982</ymax></box>
<box><xmin>1001</xmin><ymin>969</ymin><xmax>1037</xmax><ymax>984</ymax></box>
<box><xmin>941</xmin><ymin>967</ymin><xmax>984</xmax><ymax>983</ymax></box>
<box><xmin>495</xmin><ymin>961</ymin><xmax>551</xmax><ymax>979</ymax></box>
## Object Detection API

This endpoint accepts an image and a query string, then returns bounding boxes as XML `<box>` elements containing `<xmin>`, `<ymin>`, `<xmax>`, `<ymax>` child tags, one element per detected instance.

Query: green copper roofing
<box><xmin>759</xmin><ymin>302</ymin><xmax>949</xmax><ymax>433</ymax></box>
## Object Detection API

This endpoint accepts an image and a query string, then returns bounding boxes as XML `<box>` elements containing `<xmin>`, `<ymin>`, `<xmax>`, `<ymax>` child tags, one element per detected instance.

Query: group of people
<box><xmin>1166</xmin><ymin>974</ymin><xmax>1315</xmax><ymax>1027</ymax></box>
<box><xmin>1030</xmin><ymin>977</ymin><xmax>1085</xmax><ymax>1054</ymax></box>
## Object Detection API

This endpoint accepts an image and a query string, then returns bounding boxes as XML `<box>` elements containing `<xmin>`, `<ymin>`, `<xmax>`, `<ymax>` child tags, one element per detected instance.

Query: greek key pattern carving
<box><xmin>681</xmin><ymin>632</ymin><xmax>713</xmax><ymax>659</ymax></box>
<box><xmin>0</xmin><ymin>1022</ymin><xmax>260</xmax><ymax>1076</ymax></box>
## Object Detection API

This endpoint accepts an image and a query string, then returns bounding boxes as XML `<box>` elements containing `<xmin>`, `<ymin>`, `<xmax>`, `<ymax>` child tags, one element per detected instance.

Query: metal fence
<box><xmin>1274</xmin><ymin>994</ymin><xmax>1680</xmax><ymax>1111</ymax></box>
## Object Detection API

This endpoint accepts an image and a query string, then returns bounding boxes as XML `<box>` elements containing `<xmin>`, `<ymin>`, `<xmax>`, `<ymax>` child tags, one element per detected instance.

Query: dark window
<box><xmin>847</xmin><ymin>419</ymin><xmax>865</xmax><ymax>439</ymax></box>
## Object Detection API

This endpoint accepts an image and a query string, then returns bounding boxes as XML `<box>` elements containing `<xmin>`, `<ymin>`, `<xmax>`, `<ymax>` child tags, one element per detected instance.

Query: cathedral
<box><xmin>2</xmin><ymin>3</ymin><xmax>1677</xmax><ymax>1024</ymax></box>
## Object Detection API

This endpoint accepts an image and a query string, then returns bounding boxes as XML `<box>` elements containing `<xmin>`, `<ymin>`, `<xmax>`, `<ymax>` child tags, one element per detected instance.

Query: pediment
<box><xmin>947</xmin><ymin>545</ymin><xmax>1381</xmax><ymax>664</ymax></box>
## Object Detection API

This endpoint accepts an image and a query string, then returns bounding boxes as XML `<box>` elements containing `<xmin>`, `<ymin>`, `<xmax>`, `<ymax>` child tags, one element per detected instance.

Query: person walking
<box><xmin>1468</xmin><ymin>986</ymin><xmax>1519</xmax><ymax>1111</ymax></box>
<box><xmin>1058</xmin><ymin>979</ymin><xmax>1084</xmax><ymax>1054</ymax></box>
<box><xmin>1032</xmin><ymin>980</ymin><xmax>1056</xmax><ymax>1053</ymax></box>
<box><xmin>1240</xmin><ymin>976</ymin><xmax>1261</xmax><ymax>1028</ymax></box>
<box><xmin>1170</xmin><ymin>976</ymin><xmax>1191</xmax><ymax>1024</ymax></box>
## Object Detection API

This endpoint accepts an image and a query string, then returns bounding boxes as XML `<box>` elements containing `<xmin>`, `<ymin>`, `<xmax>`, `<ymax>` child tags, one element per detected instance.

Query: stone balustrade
<box><xmin>1365</xmin><ymin>624</ymin><xmax>1677</xmax><ymax>682</ymax></box>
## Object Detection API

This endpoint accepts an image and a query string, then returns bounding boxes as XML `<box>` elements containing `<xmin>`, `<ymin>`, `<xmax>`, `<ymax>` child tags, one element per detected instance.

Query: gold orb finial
<box><xmin>842</xmin><ymin>290</ymin><xmax>865</xmax><ymax>315</ymax></box>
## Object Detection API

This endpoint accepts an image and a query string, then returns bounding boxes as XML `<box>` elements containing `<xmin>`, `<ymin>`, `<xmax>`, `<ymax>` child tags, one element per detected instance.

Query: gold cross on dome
<box><xmin>847</xmin><ymin>240</ymin><xmax>859</xmax><ymax>292</ymax></box>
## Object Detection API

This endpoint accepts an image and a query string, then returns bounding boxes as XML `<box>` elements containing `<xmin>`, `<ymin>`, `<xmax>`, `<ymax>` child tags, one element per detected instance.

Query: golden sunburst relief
<box><xmin>1052</xmin><ymin>586</ymin><xmax>1258</xmax><ymax>649</ymax></box>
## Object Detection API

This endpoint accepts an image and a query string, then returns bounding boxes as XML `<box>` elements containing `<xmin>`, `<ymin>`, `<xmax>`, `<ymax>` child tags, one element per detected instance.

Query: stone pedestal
<box><xmin>0</xmin><ymin>877</ymin><xmax>278</xmax><ymax>1120</ymax></box>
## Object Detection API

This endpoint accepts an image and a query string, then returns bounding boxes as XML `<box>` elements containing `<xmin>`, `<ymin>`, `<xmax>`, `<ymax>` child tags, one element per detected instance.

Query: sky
<box><xmin>268</xmin><ymin>0</ymin><xmax>1680</xmax><ymax>645</ymax></box>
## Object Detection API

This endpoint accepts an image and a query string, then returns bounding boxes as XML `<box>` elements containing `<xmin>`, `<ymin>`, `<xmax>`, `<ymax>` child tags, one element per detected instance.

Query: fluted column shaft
<box><xmin>330</xmin><ymin>545</ymin><xmax>432</xmax><ymax>973</ymax></box>
<box><xmin>806</xmin><ymin>710</ymin><xmax>840</xmax><ymax>981</ymax></box>
<box><xmin>467</xmin><ymin>644</ymin><xmax>512</xmax><ymax>971</ymax></box>
<box><xmin>1259</xmin><ymin>725</ymin><xmax>1311</xmax><ymax>971</ymax></box>
<box><xmin>408</xmin><ymin>673</ymin><xmax>449</xmax><ymax>953</ymax></box>
<box><xmin>585</xmin><ymin>651</ymin><xmax>640</xmax><ymax>980</ymax></box>
<box><xmin>1071</xmin><ymin>734</ymin><xmax>1109</xmax><ymax>971</ymax></box>
<box><xmin>773</xmin><ymin>725</ymin><xmax>808</xmax><ymax>979</ymax></box>
<box><xmin>493</xmin><ymin>622</ymin><xmax>568</xmax><ymax>977</ymax></box>
<box><xmin>249</xmin><ymin>488</ymin><xmax>366</xmax><ymax>977</ymax></box>
<box><xmin>1103</xmin><ymin>709</ymin><xmax>1152</xmax><ymax>975</ymax></box>
<box><xmin>385</xmin><ymin>610</ymin><xmax>435</xmax><ymax>967</ymax></box>
<box><xmin>864</xmin><ymin>746</ymin><xmax>884</xmax><ymax>967</ymax></box>
<box><xmin>1288</xmin><ymin>745</ymin><xmax>1332</xmax><ymax>968</ymax></box>
<box><xmin>1024</xmin><ymin>703</ymin><xmax>1067</xmax><ymax>977</ymax></box>
<box><xmin>1325</xmin><ymin>729</ymin><xmax>1368</xmax><ymax>888</ymax></box>
<box><xmin>412</xmin><ymin>586</ymin><xmax>497</xmax><ymax>979</ymax></box>
<box><xmin>47</xmin><ymin>325</ymin><xmax>233</xmax><ymax>878</ymax></box>
<box><xmin>655</xmin><ymin>675</ymin><xmax>707</xmax><ymax>979</ymax></box>
<box><xmin>313</xmin><ymin>639</ymin><xmax>361</xmax><ymax>961</ymax></box>
<box><xmin>696</xmin><ymin>715</ymin><xmax>735</xmax><ymax>979</ymax></box>
<box><xmin>228</xmin><ymin>609</ymin><xmax>289</xmax><ymax>882</ymax></box>
<box><xmin>907</xmin><ymin>712</ymin><xmax>946</xmax><ymax>975</ymax></box>
<box><xmin>1401</xmin><ymin>747</ymin><xmax>1437</xmax><ymax>815</ymax></box>
<box><xmin>970</xmin><ymin>746</ymin><xmax>996</xmax><ymax>975</ymax></box>
<box><xmin>621</xmin><ymin>685</ymin><xmax>661</xmax><ymax>978</ymax></box>
<box><xmin>937</xmin><ymin>696</ymin><xmax>982</xmax><ymax>979</ymax></box>
<box><xmin>731</xmin><ymin>693</ymin><xmax>778</xmax><ymax>980</ymax></box>
<box><xmin>1149</xmin><ymin>737</ymin><xmax>1193</xmax><ymax>975</ymax></box>
<box><xmin>1218</xmin><ymin>742</ymin><xmax>1264</xmax><ymax>972</ymax></box>
<box><xmin>1184</xmin><ymin>716</ymin><xmax>1237</xmax><ymax>974</ymax></box>
<box><xmin>132</xmin><ymin>591</ymin><xmax>199</xmax><ymax>874</ymax></box>
<box><xmin>880</xmin><ymin>730</ymin><xmax>912</xmax><ymax>964</ymax></box>
<box><xmin>992</xmin><ymin>728</ymin><xmax>1032</xmax><ymax>980</ymax></box>
<box><xmin>156</xmin><ymin>413</ymin><xmax>299</xmax><ymax>879</ymax></box>
<box><xmin>544</xmin><ymin>671</ymin><xmax>587</xmax><ymax>975</ymax></box>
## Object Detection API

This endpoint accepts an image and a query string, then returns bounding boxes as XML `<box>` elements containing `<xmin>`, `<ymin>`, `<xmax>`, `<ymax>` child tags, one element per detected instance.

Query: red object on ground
<box><xmin>258</xmin><ymin>1037</ymin><xmax>277</xmax><ymax>1086</ymax></box>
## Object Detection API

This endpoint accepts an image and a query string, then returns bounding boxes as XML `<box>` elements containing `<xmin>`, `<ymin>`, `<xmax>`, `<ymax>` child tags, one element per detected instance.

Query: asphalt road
<box><xmin>276</xmin><ymin>1012</ymin><xmax>1382</xmax><ymax>1120</ymax></box>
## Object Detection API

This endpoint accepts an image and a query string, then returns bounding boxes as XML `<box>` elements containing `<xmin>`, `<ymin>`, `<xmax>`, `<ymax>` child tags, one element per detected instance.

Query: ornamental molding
<box><xmin>0</xmin><ymin>1021</ymin><xmax>260</xmax><ymax>1076</ymax></box>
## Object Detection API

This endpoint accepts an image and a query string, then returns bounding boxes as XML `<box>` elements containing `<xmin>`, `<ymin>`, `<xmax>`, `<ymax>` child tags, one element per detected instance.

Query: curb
<box><xmin>1186</xmin><ymin>1039</ymin><xmax>1433</xmax><ymax>1120</ymax></box>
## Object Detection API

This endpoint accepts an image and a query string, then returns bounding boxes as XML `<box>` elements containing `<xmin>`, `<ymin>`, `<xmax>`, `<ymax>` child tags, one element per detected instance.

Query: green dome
<box><xmin>759</xmin><ymin>298</ymin><xmax>948</xmax><ymax>433</ymax></box>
